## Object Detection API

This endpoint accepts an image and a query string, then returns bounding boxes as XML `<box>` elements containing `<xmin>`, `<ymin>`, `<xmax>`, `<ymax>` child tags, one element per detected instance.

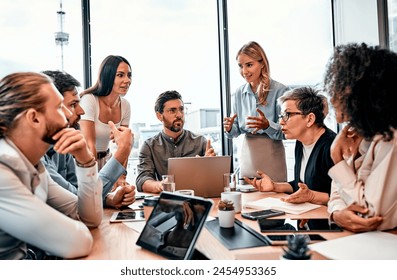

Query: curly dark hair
<box><xmin>323</xmin><ymin>43</ymin><xmax>397</xmax><ymax>140</ymax></box>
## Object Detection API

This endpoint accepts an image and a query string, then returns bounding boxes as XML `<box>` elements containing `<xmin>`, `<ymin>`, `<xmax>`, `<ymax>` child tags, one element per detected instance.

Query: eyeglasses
<box><xmin>278</xmin><ymin>111</ymin><xmax>304</xmax><ymax>122</ymax></box>
<box><xmin>165</xmin><ymin>107</ymin><xmax>184</xmax><ymax>115</ymax></box>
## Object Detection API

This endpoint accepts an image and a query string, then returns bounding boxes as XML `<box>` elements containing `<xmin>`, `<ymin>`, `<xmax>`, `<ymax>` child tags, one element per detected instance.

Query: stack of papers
<box><xmin>244</xmin><ymin>197</ymin><xmax>321</xmax><ymax>215</ymax></box>
<box><xmin>309</xmin><ymin>231</ymin><xmax>397</xmax><ymax>259</ymax></box>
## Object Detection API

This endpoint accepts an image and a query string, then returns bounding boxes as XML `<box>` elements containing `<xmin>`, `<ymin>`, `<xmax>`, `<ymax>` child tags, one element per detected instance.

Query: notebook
<box><xmin>168</xmin><ymin>156</ymin><xmax>231</xmax><ymax>198</ymax></box>
<box><xmin>136</xmin><ymin>192</ymin><xmax>213</xmax><ymax>260</ymax></box>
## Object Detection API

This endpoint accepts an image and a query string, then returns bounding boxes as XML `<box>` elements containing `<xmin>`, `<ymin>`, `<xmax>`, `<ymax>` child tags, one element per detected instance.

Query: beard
<box><xmin>164</xmin><ymin>117</ymin><xmax>184</xmax><ymax>133</ymax></box>
<box><xmin>68</xmin><ymin>116</ymin><xmax>81</xmax><ymax>130</ymax></box>
<box><xmin>42</xmin><ymin>121</ymin><xmax>68</xmax><ymax>145</ymax></box>
<box><xmin>72</xmin><ymin>122</ymin><xmax>80</xmax><ymax>130</ymax></box>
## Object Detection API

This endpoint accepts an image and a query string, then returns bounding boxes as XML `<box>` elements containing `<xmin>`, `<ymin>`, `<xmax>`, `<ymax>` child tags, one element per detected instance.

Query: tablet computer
<box><xmin>136</xmin><ymin>192</ymin><xmax>213</xmax><ymax>260</ymax></box>
<box><xmin>258</xmin><ymin>218</ymin><xmax>343</xmax><ymax>232</ymax></box>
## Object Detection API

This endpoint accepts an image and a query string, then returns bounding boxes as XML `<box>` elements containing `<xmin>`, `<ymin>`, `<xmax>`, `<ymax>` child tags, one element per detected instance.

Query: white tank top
<box><xmin>79</xmin><ymin>94</ymin><xmax>131</xmax><ymax>152</ymax></box>
<box><xmin>300</xmin><ymin>142</ymin><xmax>315</xmax><ymax>182</ymax></box>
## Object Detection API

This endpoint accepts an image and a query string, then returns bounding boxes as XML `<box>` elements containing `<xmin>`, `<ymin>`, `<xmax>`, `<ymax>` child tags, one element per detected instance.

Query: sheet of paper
<box><xmin>244</xmin><ymin>197</ymin><xmax>320</xmax><ymax>214</ymax></box>
<box><xmin>309</xmin><ymin>231</ymin><xmax>397</xmax><ymax>259</ymax></box>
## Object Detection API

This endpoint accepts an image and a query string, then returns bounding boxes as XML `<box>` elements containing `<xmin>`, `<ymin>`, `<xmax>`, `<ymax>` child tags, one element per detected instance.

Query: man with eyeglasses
<box><xmin>136</xmin><ymin>90</ymin><xmax>216</xmax><ymax>193</ymax></box>
<box><xmin>245</xmin><ymin>87</ymin><xmax>336</xmax><ymax>210</ymax></box>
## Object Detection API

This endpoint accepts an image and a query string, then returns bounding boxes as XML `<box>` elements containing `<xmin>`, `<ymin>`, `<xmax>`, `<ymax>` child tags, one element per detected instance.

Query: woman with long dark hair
<box><xmin>79</xmin><ymin>55</ymin><xmax>132</xmax><ymax>170</ymax></box>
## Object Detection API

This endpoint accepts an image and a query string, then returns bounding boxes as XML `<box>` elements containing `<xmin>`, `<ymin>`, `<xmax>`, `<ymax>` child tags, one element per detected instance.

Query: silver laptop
<box><xmin>168</xmin><ymin>156</ymin><xmax>231</xmax><ymax>198</ymax></box>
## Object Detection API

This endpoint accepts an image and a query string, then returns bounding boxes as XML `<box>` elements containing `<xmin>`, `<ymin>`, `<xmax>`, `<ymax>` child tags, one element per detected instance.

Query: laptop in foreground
<box><xmin>136</xmin><ymin>192</ymin><xmax>213</xmax><ymax>260</ymax></box>
<box><xmin>168</xmin><ymin>156</ymin><xmax>231</xmax><ymax>198</ymax></box>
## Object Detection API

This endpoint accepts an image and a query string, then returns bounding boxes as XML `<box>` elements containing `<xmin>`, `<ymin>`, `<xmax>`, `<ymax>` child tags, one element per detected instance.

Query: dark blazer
<box><xmin>289</xmin><ymin>127</ymin><xmax>336</xmax><ymax>195</ymax></box>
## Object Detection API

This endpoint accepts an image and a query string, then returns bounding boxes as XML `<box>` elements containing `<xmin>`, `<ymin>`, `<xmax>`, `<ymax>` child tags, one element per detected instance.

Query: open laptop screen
<box><xmin>136</xmin><ymin>192</ymin><xmax>213</xmax><ymax>260</ymax></box>
<box><xmin>168</xmin><ymin>156</ymin><xmax>231</xmax><ymax>198</ymax></box>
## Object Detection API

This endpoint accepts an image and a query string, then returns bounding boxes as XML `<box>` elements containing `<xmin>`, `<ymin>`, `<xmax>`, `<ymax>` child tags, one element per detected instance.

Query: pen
<box><xmin>239</xmin><ymin>177</ymin><xmax>261</xmax><ymax>180</ymax></box>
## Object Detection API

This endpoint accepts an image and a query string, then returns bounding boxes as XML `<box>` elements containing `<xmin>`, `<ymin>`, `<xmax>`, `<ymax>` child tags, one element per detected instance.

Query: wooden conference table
<box><xmin>78</xmin><ymin>191</ymin><xmax>359</xmax><ymax>260</ymax></box>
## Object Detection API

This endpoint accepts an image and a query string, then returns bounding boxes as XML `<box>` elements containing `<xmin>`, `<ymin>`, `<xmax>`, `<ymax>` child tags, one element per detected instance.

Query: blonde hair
<box><xmin>237</xmin><ymin>41</ymin><xmax>271</xmax><ymax>105</ymax></box>
<box><xmin>0</xmin><ymin>72</ymin><xmax>50</xmax><ymax>138</ymax></box>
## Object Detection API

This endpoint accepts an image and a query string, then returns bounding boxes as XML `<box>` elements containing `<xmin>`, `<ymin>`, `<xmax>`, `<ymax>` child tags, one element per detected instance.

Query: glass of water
<box><xmin>223</xmin><ymin>173</ymin><xmax>237</xmax><ymax>192</ymax></box>
<box><xmin>161</xmin><ymin>174</ymin><xmax>175</xmax><ymax>192</ymax></box>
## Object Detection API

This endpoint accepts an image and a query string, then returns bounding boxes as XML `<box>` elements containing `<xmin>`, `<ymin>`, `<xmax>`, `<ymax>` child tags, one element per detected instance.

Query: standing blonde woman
<box><xmin>224</xmin><ymin>41</ymin><xmax>289</xmax><ymax>181</ymax></box>
<box><xmin>79</xmin><ymin>55</ymin><xmax>132</xmax><ymax>171</ymax></box>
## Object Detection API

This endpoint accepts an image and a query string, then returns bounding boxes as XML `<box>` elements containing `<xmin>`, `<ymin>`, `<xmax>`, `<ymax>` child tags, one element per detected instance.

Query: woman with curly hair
<box><xmin>223</xmin><ymin>41</ymin><xmax>290</xmax><ymax>182</ymax></box>
<box><xmin>324</xmin><ymin>43</ymin><xmax>397</xmax><ymax>232</ymax></box>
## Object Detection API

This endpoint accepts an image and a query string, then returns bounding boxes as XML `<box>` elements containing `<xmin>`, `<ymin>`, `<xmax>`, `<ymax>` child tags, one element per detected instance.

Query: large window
<box><xmin>388</xmin><ymin>0</ymin><xmax>397</xmax><ymax>51</ymax></box>
<box><xmin>227</xmin><ymin>0</ymin><xmax>334</xmax><ymax>179</ymax></box>
<box><xmin>0</xmin><ymin>0</ymin><xmax>340</xmax><ymax>183</ymax></box>
<box><xmin>0</xmin><ymin>0</ymin><xmax>83</xmax><ymax>83</ymax></box>
<box><xmin>89</xmin><ymin>0</ymin><xmax>221</xmax><ymax>181</ymax></box>
<box><xmin>333</xmin><ymin>0</ymin><xmax>379</xmax><ymax>46</ymax></box>
<box><xmin>228</xmin><ymin>0</ymin><xmax>333</xmax><ymax>88</ymax></box>
<box><xmin>0</xmin><ymin>0</ymin><xmax>335</xmax><ymax>183</ymax></box>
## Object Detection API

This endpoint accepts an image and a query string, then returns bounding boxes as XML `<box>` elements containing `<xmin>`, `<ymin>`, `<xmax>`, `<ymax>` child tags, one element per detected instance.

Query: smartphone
<box><xmin>241</xmin><ymin>209</ymin><xmax>285</xmax><ymax>220</ymax></box>
<box><xmin>264</xmin><ymin>234</ymin><xmax>326</xmax><ymax>245</ymax></box>
<box><xmin>110</xmin><ymin>210</ymin><xmax>145</xmax><ymax>223</ymax></box>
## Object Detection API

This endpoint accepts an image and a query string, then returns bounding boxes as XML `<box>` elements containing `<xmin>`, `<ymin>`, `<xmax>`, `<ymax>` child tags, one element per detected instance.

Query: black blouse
<box><xmin>289</xmin><ymin>127</ymin><xmax>337</xmax><ymax>195</ymax></box>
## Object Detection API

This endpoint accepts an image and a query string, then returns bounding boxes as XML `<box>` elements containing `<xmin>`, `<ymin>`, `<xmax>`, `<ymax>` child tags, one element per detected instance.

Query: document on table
<box><xmin>244</xmin><ymin>197</ymin><xmax>320</xmax><ymax>214</ymax></box>
<box><xmin>309</xmin><ymin>231</ymin><xmax>397</xmax><ymax>259</ymax></box>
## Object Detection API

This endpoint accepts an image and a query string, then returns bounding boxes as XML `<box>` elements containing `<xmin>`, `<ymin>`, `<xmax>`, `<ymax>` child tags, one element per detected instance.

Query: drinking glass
<box><xmin>161</xmin><ymin>174</ymin><xmax>175</xmax><ymax>192</ymax></box>
<box><xmin>223</xmin><ymin>173</ymin><xmax>237</xmax><ymax>192</ymax></box>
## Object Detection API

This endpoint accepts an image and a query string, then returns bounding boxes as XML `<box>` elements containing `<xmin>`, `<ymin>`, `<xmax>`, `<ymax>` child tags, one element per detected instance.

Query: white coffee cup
<box><xmin>221</xmin><ymin>191</ymin><xmax>242</xmax><ymax>213</ymax></box>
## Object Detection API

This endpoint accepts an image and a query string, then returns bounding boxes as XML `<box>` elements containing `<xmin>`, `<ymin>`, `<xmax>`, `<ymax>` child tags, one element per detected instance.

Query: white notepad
<box><xmin>244</xmin><ymin>197</ymin><xmax>320</xmax><ymax>215</ymax></box>
<box><xmin>309</xmin><ymin>231</ymin><xmax>397</xmax><ymax>259</ymax></box>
